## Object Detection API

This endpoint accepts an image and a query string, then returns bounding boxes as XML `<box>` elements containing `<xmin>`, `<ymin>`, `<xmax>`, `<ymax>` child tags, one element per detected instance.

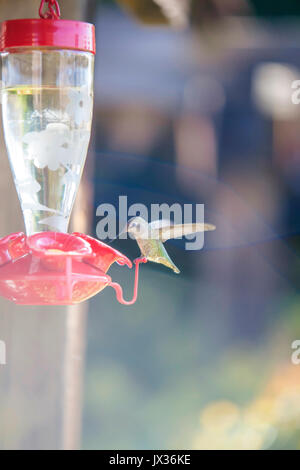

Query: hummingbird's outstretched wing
<box><xmin>146</xmin><ymin>219</ymin><xmax>172</xmax><ymax>239</ymax></box>
<box><xmin>150</xmin><ymin>223</ymin><xmax>216</xmax><ymax>242</ymax></box>
<box><xmin>148</xmin><ymin>219</ymin><xmax>171</xmax><ymax>230</ymax></box>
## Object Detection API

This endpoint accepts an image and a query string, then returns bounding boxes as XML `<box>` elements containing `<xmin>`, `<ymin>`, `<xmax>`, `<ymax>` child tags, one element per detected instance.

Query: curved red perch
<box><xmin>109</xmin><ymin>257</ymin><xmax>147</xmax><ymax>306</ymax></box>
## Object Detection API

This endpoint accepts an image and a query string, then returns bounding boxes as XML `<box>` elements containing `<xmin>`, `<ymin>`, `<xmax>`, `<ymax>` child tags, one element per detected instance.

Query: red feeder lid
<box><xmin>0</xmin><ymin>19</ymin><xmax>95</xmax><ymax>54</ymax></box>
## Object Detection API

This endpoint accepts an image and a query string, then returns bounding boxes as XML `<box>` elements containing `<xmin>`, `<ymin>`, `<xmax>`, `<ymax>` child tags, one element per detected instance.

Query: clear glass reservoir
<box><xmin>1</xmin><ymin>48</ymin><xmax>94</xmax><ymax>235</ymax></box>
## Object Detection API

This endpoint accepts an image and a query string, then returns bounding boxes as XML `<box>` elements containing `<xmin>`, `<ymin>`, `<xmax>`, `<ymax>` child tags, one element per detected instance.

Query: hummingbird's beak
<box><xmin>108</xmin><ymin>224</ymin><xmax>128</xmax><ymax>244</ymax></box>
<box><xmin>118</xmin><ymin>223</ymin><xmax>129</xmax><ymax>238</ymax></box>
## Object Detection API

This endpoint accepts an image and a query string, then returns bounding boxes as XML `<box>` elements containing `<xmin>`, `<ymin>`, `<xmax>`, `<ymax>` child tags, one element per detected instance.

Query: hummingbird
<box><xmin>121</xmin><ymin>216</ymin><xmax>216</xmax><ymax>274</ymax></box>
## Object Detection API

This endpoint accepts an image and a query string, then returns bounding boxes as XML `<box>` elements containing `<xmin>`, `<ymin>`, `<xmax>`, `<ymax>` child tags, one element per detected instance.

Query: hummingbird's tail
<box><xmin>173</xmin><ymin>265</ymin><xmax>180</xmax><ymax>274</ymax></box>
<box><xmin>155</xmin><ymin>255</ymin><xmax>180</xmax><ymax>274</ymax></box>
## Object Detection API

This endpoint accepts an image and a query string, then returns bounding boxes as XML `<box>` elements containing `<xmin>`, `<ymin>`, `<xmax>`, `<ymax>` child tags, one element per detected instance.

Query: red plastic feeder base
<box><xmin>0</xmin><ymin>232</ymin><xmax>146</xmax><ymax>306</ymax></box>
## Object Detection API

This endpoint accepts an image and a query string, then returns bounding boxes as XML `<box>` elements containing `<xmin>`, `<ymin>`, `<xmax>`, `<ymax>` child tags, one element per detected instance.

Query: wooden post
<box><xmin>0</xmin><ymin>0</ymin><xmax>90</xmax><ymax>450</ymax></box>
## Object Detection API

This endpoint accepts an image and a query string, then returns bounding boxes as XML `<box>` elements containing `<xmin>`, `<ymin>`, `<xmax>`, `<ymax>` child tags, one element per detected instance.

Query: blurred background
<box><xmin>0</xmin><ymin>0</ymin><xmax>300</xmax><ymax>450</ymax></box>
<box><xmin>83</xmin><ymin>0</ymin><xmax>300</xmax><ymax>450</ymax></box>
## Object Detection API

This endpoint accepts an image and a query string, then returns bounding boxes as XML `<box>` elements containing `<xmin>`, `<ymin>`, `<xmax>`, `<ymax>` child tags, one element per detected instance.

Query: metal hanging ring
<box><xmin>39</xmin><ymin>0</ymin><xmax>61</xmax><ymax>20</ymax></box>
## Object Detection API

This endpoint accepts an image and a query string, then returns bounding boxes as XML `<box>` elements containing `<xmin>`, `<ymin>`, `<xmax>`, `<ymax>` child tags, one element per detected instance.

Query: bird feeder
<box><xmin>0</xmin><ymin>0</ymin><xmax>145</xmax><ymax>305</ymax></box>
